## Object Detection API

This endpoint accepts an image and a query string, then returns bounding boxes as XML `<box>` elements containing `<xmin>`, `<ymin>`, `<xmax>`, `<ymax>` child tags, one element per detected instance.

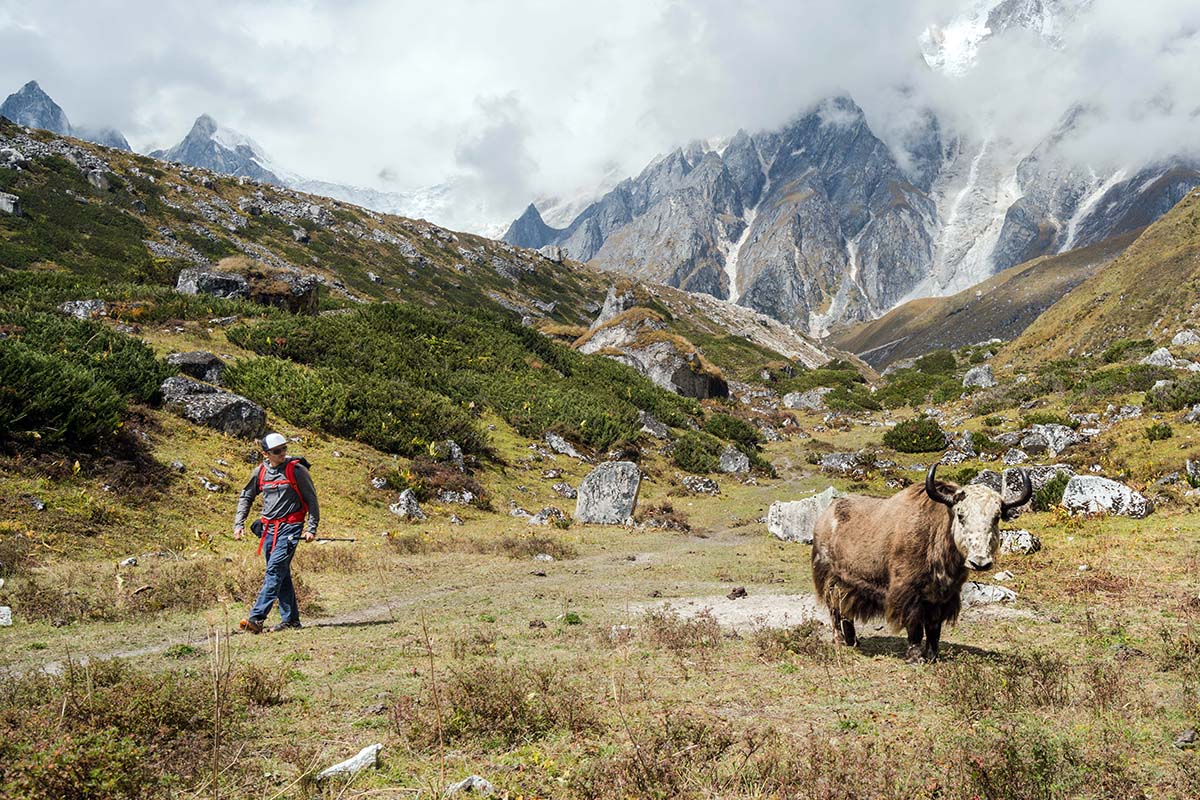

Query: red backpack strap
<box><xmin>284</xmin><ymin>458</ymin><xmax>309</xmax><ymax>516</ymax></box>
<box><xmin>257</xmin><ymin>463</ymin><xmax>267</xmax><ymax>492</ymax></box>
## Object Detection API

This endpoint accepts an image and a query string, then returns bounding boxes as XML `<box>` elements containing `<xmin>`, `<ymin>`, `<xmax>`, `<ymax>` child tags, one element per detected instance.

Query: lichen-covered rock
<box><xmin>0</xmin><ymin>191</ymin><xmax>21</xmax><ymax>215</ymax></box>
<box><xmin>176</xmin><ymin>267</ymin><xmax>248</xmax><ymax>300</ymax></box>
<box><xmin>389</xmin><ymin>489</ymin><xmax>427</xmax><ymax>521</ymax></box>
<box><xmin>783</xmin><ymin>387</ymin><xmax>833</xmax><ymax>411</ymax></box>
<box><xmin>718</xmin><ymin>445</ymin><xmax>750</xmax><ymax>474</ymax></box>
<box><xmin>1142</xmin><ymin>347</ymin><xmax>1176</xmax><ymax>368</ymax></box>
<box><xmin>820</xmin><ymin>452</ymin><xmax>861</xmax><ymax>474</ymax></box>
<box><xmin>1173</xmin><ymin>330</ymin><xmax>1200</xmax><ymax>347</ymax></box>
<box><xmin>545</xmin><ymin>432</ymin><xmax>585</xmax><ymax>460</ymax></box>
<box><xmin>961</xmin><ymin>582</ymin><xmax>1017</xmax><ymax>607</ymax></box>
<box><xmin>767</xmin><ymin>486</ymin><xmax>844</xmax><ymax>544</ymax></box>
<box><xmin>431</xmin><ymin>440</ymin><xmax>465</xmax><ymax>471</ymax></box>
<box><xmin>529</xmin><ymin>507</ymin><xmax>568</xmax><ymax>526</ymax></box>
<box><xmin>159</xmin><ymin>376</ymin><xmax>265</xmax><ymax>439</ymax></box>
<box><xmin>1027</xmin><ymin>424</ymin><xmax>1080</xmax><ymax>456</ymax></box>
<box><xmin>552</xmin><ymin>482</ymin><xmax>577</xmax><ymax>499</ymax></box>
<box><xmin>682</xmin><ymin>475</ymin><xmax>720</xmax><ymax>495</ymax></box>
<box><xmin>575</xmin><ymin>461</ymin><xmax>641</xmax><ymax>524</ymax></box>
<box><xmin>999</xmin><ymin>529</ymin><xmax>1042</xmax><ymax>555</ymax></box>
<box><xmin>166</xmin><ymin>351</ymin><xmax>225</xmax><ymax>384</ymax></box>
<box><xmin>58</xmin><ymin>299</ymin><xmax>110</xmax><ymax>319</ymax></box>
<box><xmin>638</xmin><ymin>410</ymin><xmax>670</xmax><ymax>439</ymax></box>
<box><xmin>1061</xmin><ymin>475</ymin><xmax>1152</xmax><ymax>518</ymax></box>
<box><xmin>962</xmin><ymin>364</ymin><xmax>996</xmax><ymax>388</ymax></box>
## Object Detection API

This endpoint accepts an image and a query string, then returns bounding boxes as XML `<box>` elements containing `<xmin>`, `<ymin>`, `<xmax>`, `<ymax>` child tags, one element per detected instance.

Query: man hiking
<box><xmin>233</xmin><ymin>432</ymin><xmax>320</xmax><ymax>633</ymax></box>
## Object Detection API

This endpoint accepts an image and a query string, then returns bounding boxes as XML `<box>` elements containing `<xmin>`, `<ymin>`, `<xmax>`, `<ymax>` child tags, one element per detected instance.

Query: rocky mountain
<box><xmin>150</xmin><ymin>114</ymin><xmax>284</xmax><ymax>185</ymax></box>
<box><xmin>0</xmin><ymin>80</ymin><xmax>130</xmax><ymax>151</ymax></box>
<box><xmin>505</xmin><ymin>13</ymin><xmax>1200</xmax><ymax>340</ymax></box>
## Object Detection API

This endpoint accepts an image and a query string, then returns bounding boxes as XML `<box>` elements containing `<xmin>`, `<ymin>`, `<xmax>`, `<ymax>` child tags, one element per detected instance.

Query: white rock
<box><xmin>545</xmin><ymin>432</ymin><xmax>585</xmax><ymax>460</ymax></box>
<box><xmin>767</xmin><ymin>487</ymin><xmax>844</xmax><ymax>544</ymax></box>
<box><xmin>1142</xmin><ymin>347</ymin><xmax>1176</xmax><ymax>368</ymax></box>
<box><xmin>999</xmin><ymin>529</ymin><xmax>1042</xmax><ymax>555</ymax></box>
<box><xmin>0</xmin><ymin>606</ymin><xmax>11</xmax><ymax>626</ymax></box>
<box><xmin>389</xmin><ymin>489</ymin><xmax>427</xmax><ymax>521</ymax></box>
<box><xmin>1172</xmin><ymin>330</ymin><xmax>1200</xmax><ymax>347</ymax></box>
<box><xmin>783</xmin><ymin>387</ymin><xmax>833</xmax><ymax>411</ymax></box>
<box><xmin>961</xmin><ymin>582</ymin><xmax>1017</xmax><ymax>607</ymax></box>
<box><xmin>316</xmin><ymin>743</ymin><xmax>382</xmax><ymax>782</ymax></box>
<box><xmin>1061</xmin><ymin>475</ymin><xmax>1152</xmax><ymax>519</ymax></box>
<box><xmin>718</xmin><ymin>445</ymin><xmax>750</xmax><ymax>474</ymax></box>
<box><xmin>446</xmin><ymin>775</ymin><xmax>495</xmax><ymax>796</ymax></box>
<box><xmin>575</xmin><ymin>461</ymin><xmax>641</xmax><ymax>524</ymax></box>
<box><xmin>962</xmin><ymin>364</ymin><xmax>996</xmax><ymax>389</ymax></box>
<box><xmin>993</xmin><ymin>570</ymin><xmax>1015</xmax><ymax>583</ymax></box>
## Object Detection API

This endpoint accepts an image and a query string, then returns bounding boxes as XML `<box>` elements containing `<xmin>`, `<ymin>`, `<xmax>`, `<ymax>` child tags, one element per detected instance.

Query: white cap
<box><xmin>261</xmin><ymin>432</ymin><xmax>287</xmax><ymax>451</ymax></box>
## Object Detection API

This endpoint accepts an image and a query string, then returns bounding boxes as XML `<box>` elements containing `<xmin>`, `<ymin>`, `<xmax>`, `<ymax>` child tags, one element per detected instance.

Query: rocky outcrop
<box><xmin>176</xmin><ymin>267</ymin><xmax>248</xmax><ymax>300</ymax></box>
<box><xmin>389</xmin><ymin>489</ymin><xmax>427</xmax><ymax>521</ymax></box>
<box><xmin>963</xmin><ymin>364</ymin><xmax>996</xmax><ymax>388</ymax></box>
<box><xmin>159</xmin><ymin>376</ymin><xmax>265</xmax><ymax>439</ymax></box>
<box><xmin>718</xmin><ymin>446</ymin><xmax>750</xmax><ymax>474</ymax></box>
<box><xmin>767</xmin><ymin>486</ymin><xmax>844</xmax><ymax>544</ymax></box>
<box><xmin>575</xmin><ymin>461</ymin><xmax>641</xmax><ymax>524</ymax></box>
<box><xmin>0</xmin><ymin>191</ymin><xmax>20</xmax><ymax>215</ymax></box>
<box><xmin>167</xmin><ymin>351</ymin><xmax>226</xmax><ymax>384</ymax></box>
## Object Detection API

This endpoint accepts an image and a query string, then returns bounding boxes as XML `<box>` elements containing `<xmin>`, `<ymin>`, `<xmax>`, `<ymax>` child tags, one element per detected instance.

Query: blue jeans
<box><xmin>250</xmin><ymin>522</ymin><xmax>302</xmax><ymax>624</ymax></box>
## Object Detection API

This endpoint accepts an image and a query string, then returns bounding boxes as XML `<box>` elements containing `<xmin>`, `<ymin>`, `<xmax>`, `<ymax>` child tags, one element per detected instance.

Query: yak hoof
<box><xmin>905</xmin><ymin>644</ymin><xmax>927</xmax><ymax>664</ymax></box>
<box><xmin>839</xmin><ymin>619</ymin><xmax>857</xmax><ymax>647</ymax></box>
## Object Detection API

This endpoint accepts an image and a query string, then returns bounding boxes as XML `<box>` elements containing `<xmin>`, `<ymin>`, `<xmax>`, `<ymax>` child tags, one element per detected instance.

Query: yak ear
<box><xmin>953</xmin><ymin>489</ymin><xmax>967</xmax><ymax>503</ymax></box>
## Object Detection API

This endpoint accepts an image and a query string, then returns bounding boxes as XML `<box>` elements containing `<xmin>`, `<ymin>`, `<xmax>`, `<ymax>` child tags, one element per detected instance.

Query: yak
<box><xmin>811</xmin><ymin>463</ymin><xmax>1030</xmax><ymax>663</ymax></box>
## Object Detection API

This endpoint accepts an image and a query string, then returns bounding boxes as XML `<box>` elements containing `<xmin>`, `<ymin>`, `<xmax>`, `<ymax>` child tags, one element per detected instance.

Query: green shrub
<box><xmin>673</xmin><ymin>431</ymin><xmax>724</xmax><ymax>473</ymax></box>
<box><xmin>1101</xmin><ymin>338</ymin><xmax>1155</xmax><ymax>364</ymax></box>
<box><xmin>1021</xmin><ymin>411</ymin><xmax>1079</xmax><ymax>429</ymax></box>
<box><xmin>1146</xmin><ymin>375</ymin><xmax>1200</xmax><ymax>412</ymax></box>
<box><xmin>947</xmin><ymin>466</ymin><xmax>980</xmax><ymax>485</ymax></box>
<box><xmin>984</xmin><ymin>415</ymin><xmax>1006</xmax><ymax>427</ymax></box>
<box><xmin>882</xmin><ymin>416</ymin><xmax>947</xmax><ymax>453</ymax></box>
<box><xmin>874</xmin><ymin>369</ymin><xmax>959</xmax><ymax>409</ymax></box>
<box><xmin>1074</xmin><ymin>364</ymin><xmax>1169</xmax><ymax>400</ymax></box>
<box><xmin>914</xmin><ymin>349</ymin><xmax>956</xmax><ymax>374</ymax></box>
<box><xmin>0</xmin><ymin>338</ymin><xmax>125</xmax><ymax>446</ymax></box>
<box><xmin>970</xmin><ymin>430</ymin><xmax>1000</xmax><ymax>455</ymax></box>
<box><xmin>1032</xmin><ymin>472</ymin><xmax>1071</xmax><ymax>512</ymax></box>
<box><xmin>702</xmin><ymin>414</ymin><xmax>761</xmax><ymax>452</ymax></box>
<box><xmin>1146</xmin><ymin>422</ymin><xmax>1174</xmax><ymax>442</ymax></box>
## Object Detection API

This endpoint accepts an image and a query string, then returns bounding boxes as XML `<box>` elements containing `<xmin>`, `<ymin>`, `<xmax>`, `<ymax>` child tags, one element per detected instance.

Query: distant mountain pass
<box><xmin>830</xmin><ymin>230</ymin><xmax>1138</xmax><ymax>369</ymax></box>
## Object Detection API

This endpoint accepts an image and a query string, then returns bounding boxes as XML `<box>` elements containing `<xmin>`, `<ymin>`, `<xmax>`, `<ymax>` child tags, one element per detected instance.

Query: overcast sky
<box><xmin>2</xmin><ymin>0</ymin><xmax>1199</xmax><ymax>229</ymax></box>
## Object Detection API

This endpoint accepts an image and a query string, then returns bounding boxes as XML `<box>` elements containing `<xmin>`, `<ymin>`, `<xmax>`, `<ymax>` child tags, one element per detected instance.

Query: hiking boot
<box><xmin>239</xmin><ymin>618</ymin><xmax>264</xmax><ymax>634</ymax></box>
<box><xmin>271</xmin><ymin>621</ymin><xmax>302</xmax><ymax>632</ymax></box>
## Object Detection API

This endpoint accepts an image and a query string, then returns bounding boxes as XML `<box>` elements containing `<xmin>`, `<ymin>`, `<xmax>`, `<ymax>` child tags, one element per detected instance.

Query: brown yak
<box><xmin>811</xmin><ymin>463</ymin><xmax>1030</xmax><ymax>662</ymax></box>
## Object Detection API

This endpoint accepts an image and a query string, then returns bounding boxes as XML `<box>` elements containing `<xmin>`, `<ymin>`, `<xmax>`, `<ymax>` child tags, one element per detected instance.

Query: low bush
<box><xmin>874</xmin><ymin>368</ymin><xmax>960</xmax><ymax>409</ymax></box>
<box><xmin>1032</xmin><ymin>472</ymin><xmax>1071</xmax><ymax>512</ymax></box>
<box><xmin>1147</xmin><ymin>375</ymin><xmax>1200</xmax><ymax>411</ymax></box>
<box><xmin>673</xmin><ymin>430</ymin><xmax>724</xmax><ymax>473</ymax></box>
<box><xmin>1074</xmin><ymin>363</ymin><xmax>1169</xmax><ymax>400</ymax></box>
<box><xmin>914</xmin><ymin>349</ymin><xmax>956</xmax><ymax>374</ymax></box>
<box><xmin>702</xmin><ymin>413</ymin><xmax>761</xmax><ymax>452</ymax></box>
<box><xmin>882</xmin><ymin>416</ymin><xmax>947</xmax><ymax>453</ymax></box>
<box><xmin>1101</xmin><ymin>338</ymin><xmax>1155</xmax><ymax>364</ymax></box>
<box><xmin>1021</xmin><ymin>410</ymin><xmax>1079</xmax><ymax>429</ymax></box>
<box><xmin>1146</xmin><ymin>422</ymin><xmax>1174</xmax><ymax>442</ymax></box>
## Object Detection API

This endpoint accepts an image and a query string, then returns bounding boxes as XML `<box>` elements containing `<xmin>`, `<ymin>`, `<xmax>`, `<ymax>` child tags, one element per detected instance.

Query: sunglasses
<box><xmin>267</xmin><ymin>446</ymin><xmax>288</xmax><ymax>455</ymax></box>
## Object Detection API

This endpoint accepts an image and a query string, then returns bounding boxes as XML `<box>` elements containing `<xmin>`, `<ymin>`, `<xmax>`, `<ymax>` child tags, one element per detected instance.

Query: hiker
<box><xmin>233</xmin><ymin>432</ymin><xmax>320</xmax><ymax>633</ymax></box>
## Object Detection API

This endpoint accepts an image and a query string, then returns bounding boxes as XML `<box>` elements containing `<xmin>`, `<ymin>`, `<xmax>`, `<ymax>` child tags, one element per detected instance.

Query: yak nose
<box><xmin>968</xmin><ymin>559</ymin><xmax>993</xmax><ymax>571</ymax></box>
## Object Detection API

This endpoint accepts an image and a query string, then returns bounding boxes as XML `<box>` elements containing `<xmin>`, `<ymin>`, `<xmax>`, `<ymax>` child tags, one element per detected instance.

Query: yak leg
<box><xmin>923</xmin><ymin>620</ymin><xmax>943</xmax><ymax>662</ymax></box>
<box><xmin>905</xmin><ymin>624</ymin><xmax>926</xmax><ymax>664</ymax></box>
<box><xmin>831</xmin><ymin>610</ymin><xmax>857</xmax><ymax>647</ymax></box>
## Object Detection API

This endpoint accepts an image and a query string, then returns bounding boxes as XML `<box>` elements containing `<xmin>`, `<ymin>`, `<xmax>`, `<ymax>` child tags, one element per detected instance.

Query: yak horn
<box><xmin>925</xmin><ymin>463</ymin><xmax>958</xmax><ymax>507</ymax></box>
<box><xmin>1001</xmin><ymin>469</ymin><xmax>1033</xmax><ymax>516</ymax></box>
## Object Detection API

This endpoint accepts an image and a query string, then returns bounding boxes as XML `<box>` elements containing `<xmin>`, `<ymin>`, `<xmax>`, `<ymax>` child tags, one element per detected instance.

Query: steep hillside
<box><xmin>831</xmin><ymin>230</ymin><xmax>1137</xmax><ymax>369</ymax></box>
<box><xmin>1002</xmin><ymin>188</ymin><xmax>1200</xmax><ymax>364</ymax></box>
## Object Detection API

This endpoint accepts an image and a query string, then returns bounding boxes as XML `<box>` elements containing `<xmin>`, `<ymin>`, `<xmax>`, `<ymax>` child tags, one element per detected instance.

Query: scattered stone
<box><xmin>370</xmin><ymin>476</ymin><xmax>387</xmax><ymax>490</ymax></box>
<box><xmin>575</xmin><ymin>461</ymin><xmax>641</xmax><ymax>524</ymax></box>
<box><xmin>533</xmin><ymin>553</ymin><xmax>555</xmax><ymax>562</ymax></box>
<box><xmin>638</xmin><ymin>410</ymin><xmax>670</xmax><ymax>439</ymax></box>
<box><xmin>199</xmin><ymin>477</ymin><xmax>223</xmax><ymax>492</ymax></box>
<box><xmin>446</xmin><ymin>775</ymin><xmax>495</xmax><ymax>796</ymax></box>
<box><xmin>609</xmin><ymin>624</ymin><xmax>634</xmax><ymax>643</ymax></box>
<box><xmin>999</xmin><ymin>529</ymin><xmax>1042</xmax><ymax>555</ymax></box>
<box><xmin>961</xmin><ymin>582</ymin><xmax>1017</xmax><ymax>607</ymax></box>
<box><xmin>993</xmin><ymin>570</ymin><xmax>1014</xmax><ymax>582</ymax></box>
<box><xmin>529</xmin><ymin>619</ymin><xmax>547</xmax><ymax>629</ymax></box>
<box><xmin>782</xmin><ymin>387</ymin><xmax>833</xmax><ymax>411</ymax></box>
<box><xmin>160</xmin><ymin>376</ymin><xmax>266</xmax><ymax>439</ymax></box>
<box><xmin>119</xmin><ymin>557</ymin><xmax>138</xmax><ymax>568</ymax></box>
<box><xmin>820</xmin><ymin>452</ymin><xmax>861</xmax><ymax>474</ymax></box>
<box><xmin>166</xmin><ymin>351</ymin><xmax>225</xmax><ymax>384</ymax></box>
<box><xmin>767</xmin><ymin>487</ymin><xmax>844</xmax><ymax>544</ymax></box>
<box><xmin>509</xmin><ymin>506</ymin><xmax>532</xmax><ymax>519</ymax></box>
<box><xmin>1078</xmin><ymin>564</ymin><xmax>1091</xmax><ymax>572</ymax></box>
<box><xmin>0</xmin><ymin>191</ymin><xmax>21</xmax><ymax>215</ymax></box>
<box><xmin>86</xmin><ymin>169</ymin><xmax>110</xmax><ymax>192</ymax></box>
<box><xmin>437</xmin><ymin>490</ymin><xmax>476</xmax><ymax>506</ymax></box>
<box><xmin>1026</xmin><ymin>424</ymin><xmax>1080</xmax><ymax>457</ymax></box>
<box><xmin>23</xmin><ymin>494</ymin><xmax>46</xmax><ymax>511</ymax></box>
<box><xmin>58</xmin><ymin>299</ymin><xmax>109</xmax><ymax>319</ymax></box>
<box><xmin>718</xmin><ymin>445</ymin><xmax>750</xmax><ymax>474</ymax></box>
<box><xmin>545</xmin><ymin>432</ymin><xmax>586</xmax><ymax>460</ymax></box>
<box><xmin>170</xmin><ymin>461</ymin><xmax>186</xmax><ymax>474</ymax></box>
<box><xmin>389</xmin><ymin>489</ymin><xmax>427</xmax><ymax>521</ymax></box>
<box><xmin>1061</xmin><ymin>475</ymin><xmax>1152</xmax><ymax>518</ymax></box>
<box><xmin>552</xmin><ymin>482</ymin><xmax>577</xmax><ymax>499</ymax></box>
<box><xmin>449</xmin><ymin>514</ymin><xmax>464</xmax><ymax>526</ymax></box>
<box><xmin>1187</xmin><ymin>459</ymin><xmax>1200</xmax><ymax>486</ymax></box>
<box><xmin>1001</xmin><ymin>448</ymin><xmax>1029</xmax><ymax>466</ymax></box>
<box><xmin>962</xmin><ymin>364</ymin><xmax>996</xmax><ymax>389</ymax></box>
<box><xmin>528</xmin><ymin>507</ymin><xmax>567</xmax><ymax>526</ymax></box>
<box><xmin>1173</xmin><ymin>331</ymin><xmax>1200</xmax><ymax>347</ymax></box>
<box><xmin>1174</xmin><ymin>728</ymin><xmax>1198</xmax><ymax>750</ymax></box>
<box><xmin>316</xmin><ymin>743</ymin><xmax>383</xmax><ymax>782</ymax></box>
<box><xmin>291</xmin><ymin>227</ymin><xmax>310</xmax><ymax>243</ymax></box>
<box><xmin>727</xmin><ymin>586</ymin><xmax>748</xmax><ymax>600</ymax></box>
<box><xmin>682</xmin><ymin>475</ymin><xmax>720</xmax><ymax>495</ymax></box>
<box><xmin>0</xmin><ymin>607</ymin><xmax>11</xmax><ymax>626</ymax></box>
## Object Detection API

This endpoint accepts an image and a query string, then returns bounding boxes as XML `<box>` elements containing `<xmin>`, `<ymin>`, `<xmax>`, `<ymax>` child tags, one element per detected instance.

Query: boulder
<box><xmin>176</xmin><ymin>267</ymin><xmax>248</xmax><ymax>300</ymax></box>
<box><xmin>718</xmin><ymin>445</ymin><xmax>750</xmax><ymax>474</ymax></box>
<box><xmin>159</xmin><ymin>376</ymin><xmax>265</xmax><ymax>438</ymax></box>
<box><xmin>592</xmin><ymin>286</ymin><xmax>636</xmax><ymax>328</ymax></box>
<box><xmin>1187</xmin><ymin>458</ymin><xmax>1200</xmax><ymax>486</ymax></box>
<box><xmin>316</xmin><ymin>744</ymin><xmax>382</xmax><ymax>782</ymax></box>
<box><xmin>291</xmin><ymin>227</ymin><xmax>310</xmax><ymax>243</ymax></box>
<box><xmin>437</xmin><ymin>490</ymin><xmax>475</xmax><ymax>506</ymax></box>
<box><xmin>783</xmin><ymin>387</ymin><xmax>833</xmax><ymax>411</ymax></box>
<box><xmin>970</xmin><ymin>470</ymin><xmax>1003</xmax><ymax>493</ymax></box>
<box><xmin>389</xmin><ymin>489</ymin><xmax>427</xmax><ymax>521</ymax></box>
<box><xmin>1027</xmin><ymin>424</ymin><xmax>1080</xmax><ymax>456</ymax></box>
<box><xmin>529</xmin><ymin>507</ymin><xmax>568</xmax><ymax>526</ymax></box>
<box><xmin>446</xmin><ymin>775</ymin><xmax>495</xmax><ymax>796</ymax></box>
<box><xmin>1000</xmin><ymin>529</ymin><xmax>1042</xmax><ymax>555</ymax></box>
<box><xmin>575</xmin><ymin>461</ymin><xmax>641</xmax><ymax>524</ymax></box>
<box><xmin>431</xmin><ymin>439</ymin><xmax>465</xmax><ymax>471</ymax></box>
<box><xmin>86</xmin><ymin>169</ymin><xmax>111</xmax><ymax>192</ymax></box>
<box><xmin>58</xmin><ymin>299</ymin><xmax>110</xmax><ymax>319</ymax></box>
<box><xmin>250</xmin><ymin>272</ymin><xmax>320</xmax><ymax>315</ymax></box>
<box><xmin>166</xmin><ymin>351</ymin><xmax>225</xmax><ymax>384</ymax></box>
<box><xmin>1142</xmin><ymin>347</ymin><xmax>1176</xmax><ymax>368</ymax></box>
<box><xmin>682</xmin><ymin>475</ymin><xmax>720</xmax><ymax>495</ymax></box>
<box><xmin>0</xmin><ymin>191</ymin><xmax>21</xmax><ymax>215</ymax></box>
<box><xmin>552</xmin><ymin>482</ymin><xmax>577</xmax><ymax>499</ymax></box>
<box><xmin>1061</xmin><ymin>475</ymin><xmax>1152</xmax><ymax>518</ymax></box>
<box><xmin>1002</xmin><ymin>448</ymin><xmax>1029</xmax><ymax>466</ymax></box>
<box><xmin>962</xmin><ymin>364</ymin><xmax>996</xmax><ymax>389</ymax></box>
<box><xmin>545</xmin><ymin>432</ymin><xmax>585</xmax><ymax>460</ymax></box>
<box><xmin>820</xmin><ymin>452</ymin><xmax>861</xmax><ymax>474</ymax></box>
<box><xmin>638</xmin><ymin>410</ymin><xmax>670</xmax><ymax>439</ymax></box>
<box><xmin>961</xmin><ymin>582</ymin><xmax>1017</xmax><ymax>607</ymax></box>
<box><xmin>767</xmin><ymin>486</ymin><xmax>844</xmax><ymax>544</ymax></box>
<box><xmin>1173</xmin><ymin>330</ymin><xmax>1200</xmax><ymax>347</ymax></box>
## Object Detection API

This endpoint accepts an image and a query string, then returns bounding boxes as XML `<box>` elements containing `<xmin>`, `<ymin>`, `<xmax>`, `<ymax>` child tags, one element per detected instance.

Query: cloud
<box><xmin>0</xmin><ymin>0</ymin><xmax>1197</xmax><ymax>231</ymax></box>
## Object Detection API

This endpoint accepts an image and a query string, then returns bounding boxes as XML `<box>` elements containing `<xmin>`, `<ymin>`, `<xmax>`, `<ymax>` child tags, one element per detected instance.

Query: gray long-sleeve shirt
<box><xmin>234</xmin><ymin>458</ymin><xmax>320</xmax><ymax>536</ymax></box>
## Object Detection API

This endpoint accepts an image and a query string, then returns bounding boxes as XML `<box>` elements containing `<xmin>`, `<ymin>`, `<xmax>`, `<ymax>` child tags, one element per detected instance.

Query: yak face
<box><xmin>950</xmin><ymin>485</ymin><xmax>1002</xmax><ymax>571</ymax></box>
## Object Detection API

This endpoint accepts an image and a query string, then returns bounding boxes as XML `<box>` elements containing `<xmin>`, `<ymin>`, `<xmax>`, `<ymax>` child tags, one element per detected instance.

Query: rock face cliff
<box><xmin>505</xmin><ymin>93</ymin><xmax>1198</xmax><ymax>337</ymax></box>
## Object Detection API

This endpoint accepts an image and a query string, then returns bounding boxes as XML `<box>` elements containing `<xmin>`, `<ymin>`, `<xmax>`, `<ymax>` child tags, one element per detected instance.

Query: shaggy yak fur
<box><xmin>811</xmin><ymin>466</ymin><xmax>1027</xmax><ymax>662</ymax></box>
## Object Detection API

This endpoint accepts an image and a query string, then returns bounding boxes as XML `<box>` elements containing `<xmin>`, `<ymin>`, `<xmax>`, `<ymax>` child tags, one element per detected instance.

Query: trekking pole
<box><xmin>313</xmin><ymin>536</ymin><xmax>357</xmax><ymax>543</ymax></box>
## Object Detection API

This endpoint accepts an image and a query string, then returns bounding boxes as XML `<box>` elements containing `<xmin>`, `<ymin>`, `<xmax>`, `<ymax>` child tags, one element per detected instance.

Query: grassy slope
<box><xmin>831</xmin><ymin>230</ymin><xmax>1139</xmax><ymax>369</ymax></box>
<box><xmin>1003</xmin><ymin>188</ymin><xmax>1200</xmax><ymax>365</ymax></box>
